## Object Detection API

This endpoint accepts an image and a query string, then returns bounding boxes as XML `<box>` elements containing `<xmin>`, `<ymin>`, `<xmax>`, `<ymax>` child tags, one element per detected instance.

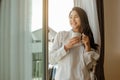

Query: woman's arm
<box><xmin>82</xmin><ymin>33</ymin><xmax>100</xmax><ymax>68</ymax></box>
<box><xmin>49</xmin><ymin>32</ymin><xmax>69</xmax><ymax>64</ymax></box>
<box><xmin>84</xmin><ymin>50</ymin><xmax>100</xmax><ymax>66</ymax></box>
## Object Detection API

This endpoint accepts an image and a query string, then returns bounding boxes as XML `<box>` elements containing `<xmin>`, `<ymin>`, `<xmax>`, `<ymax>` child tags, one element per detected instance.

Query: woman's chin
<box><xmin>72</xmin><ymin>27</ymin><xmax>79</xmax><ymax>32</ymax></box>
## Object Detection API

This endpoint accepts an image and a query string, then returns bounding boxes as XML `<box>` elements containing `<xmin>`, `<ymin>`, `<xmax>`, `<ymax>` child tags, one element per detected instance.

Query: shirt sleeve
<box><xmin>49</xmin><ymin>31</ymin><xmax>69</xmax><ymax>64</ymax></box>
<box><xmin>83</xmin><ymin>50</ymin><xmax>100</xmax><ymax>68</ymax></box>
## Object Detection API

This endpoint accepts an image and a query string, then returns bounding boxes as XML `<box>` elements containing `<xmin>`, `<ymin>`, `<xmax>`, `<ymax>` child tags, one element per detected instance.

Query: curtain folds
<box><xmin>95</xmin><ymin>0</ymin><xmax>105</xmax><ymax>80</ymax></box>
<box><xmin>0</xmin><ymin>0</ymin><xmax>32</xmax><ymax>80</ymax></box>
<box><xmin>74</xmin><ymin>0</ymin><xmax>105</xmax><ymax>80</ymax></box>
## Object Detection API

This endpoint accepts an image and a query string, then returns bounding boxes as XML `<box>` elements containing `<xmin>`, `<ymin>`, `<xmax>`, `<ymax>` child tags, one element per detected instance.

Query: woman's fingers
<box><xmin>81</xmin><ymin>33</ymin><xmax>90</xmax><ymax>45</ymax></box>
<box><xmin>70</xmin><ymin>37</ymin><xmax>81</xmax><ymax>44</ymax></box>
<box><xmin>65</xmin><ymin>37</ymin><xmax>81</xmax><ymax>49</ymax></box>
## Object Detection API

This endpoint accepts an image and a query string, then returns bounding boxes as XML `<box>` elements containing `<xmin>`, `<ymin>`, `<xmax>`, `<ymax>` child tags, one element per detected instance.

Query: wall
<box><xmin>104</xmin><ymin>0</ymin><xmax>120</xmax><ymax>80</ymax></box>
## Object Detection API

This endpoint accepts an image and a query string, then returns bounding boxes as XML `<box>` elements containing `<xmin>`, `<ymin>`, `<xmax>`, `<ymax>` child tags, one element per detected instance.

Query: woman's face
<box><xmin>69</xmin><ymin>10</ymin><xmax>81</xmax><ymax>32</ymax></box>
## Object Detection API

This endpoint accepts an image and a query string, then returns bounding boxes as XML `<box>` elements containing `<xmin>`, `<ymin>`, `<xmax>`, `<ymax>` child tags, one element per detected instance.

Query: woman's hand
<box><xmin>64</xmin><ymin>36</ymin><xmax>81</xmax><ymax>51</ymax></box>
<box><xmin>81</xmin><ymin>33</ymin><xmax>91</xmax><ymax>52</ymax></box>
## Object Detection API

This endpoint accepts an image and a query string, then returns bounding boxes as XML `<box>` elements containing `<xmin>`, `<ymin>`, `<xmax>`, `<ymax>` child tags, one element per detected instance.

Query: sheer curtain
<box><xmin>74</xmin><ymin>0</ymin><xmax>101</xmax><ymax>48</ymax></box>
<box><xmin>0</xmin><ymin>0</ymin><xmax>32</xmax><ymax>80</ymax></box>
<box><xmin>74</xmin><ymin>0</ymin><xmax>104</xmax><ymax>80</ymax></box>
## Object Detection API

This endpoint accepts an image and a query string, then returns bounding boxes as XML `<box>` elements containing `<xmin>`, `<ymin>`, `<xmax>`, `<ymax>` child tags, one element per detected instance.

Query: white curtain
<box><xmin>74</xmin><ymin>0</ymin><xmax>101</xmax><ymax>48</ymax></box>
<box><xmin>0</xmin><ymin>0</ymin><xmax>32</xmax><ymax>80</ymax></box>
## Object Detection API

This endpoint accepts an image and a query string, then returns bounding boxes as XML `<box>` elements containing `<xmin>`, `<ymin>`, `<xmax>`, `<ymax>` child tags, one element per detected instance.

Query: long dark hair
<box><xmin>69</xmin><ymin>7</ymin><xmax>98</xmax><ymax>50</ymax></box>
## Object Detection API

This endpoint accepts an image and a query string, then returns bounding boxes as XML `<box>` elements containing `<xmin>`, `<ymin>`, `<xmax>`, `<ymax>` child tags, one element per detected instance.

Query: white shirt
<box><xmin>49</xmin><ymin>30</ymin><xmax>99</xmax><ymax>80</ymax></box>
<box><xmin>48</xmin><ymin>27</ymin><xmax>57</xmax><ymax>51</ymax></box>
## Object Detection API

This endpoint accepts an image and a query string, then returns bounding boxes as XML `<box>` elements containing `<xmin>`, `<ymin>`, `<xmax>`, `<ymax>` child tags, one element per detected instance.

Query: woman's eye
<box><xmin>74</xmin><ymin>15</ymin><xmax>79</xmax><ymax>18</ymax></box>
<box><xmin>69</xmin><ymin>15</ymin><xmax>79</xmax><ymax>20</ymax></box>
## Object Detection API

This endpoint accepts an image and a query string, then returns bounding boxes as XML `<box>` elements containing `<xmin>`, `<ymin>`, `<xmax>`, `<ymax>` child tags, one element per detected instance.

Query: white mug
<box><xmin>72</xmin><ymin>32</ymin><xmax>81</xmax><ymax>38</ymax></box>
<box><xmin>71</xmin><ymin>32</ymin><xmax>81</xmax><ymax>47</ymax></box>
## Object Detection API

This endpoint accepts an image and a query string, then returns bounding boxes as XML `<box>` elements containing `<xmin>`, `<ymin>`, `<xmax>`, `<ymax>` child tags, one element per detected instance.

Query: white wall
<box><xmin>104</xmin><ymin>0</ymin><xmax>120</xmax><ymax>80</ymax></box>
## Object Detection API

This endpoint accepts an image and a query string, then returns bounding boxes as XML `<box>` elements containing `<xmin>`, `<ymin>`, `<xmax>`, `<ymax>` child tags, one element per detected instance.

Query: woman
<box><xmin>49</xmin><ymin>7</ymin><xmax>99</xmax><ymax>80</ymax></box>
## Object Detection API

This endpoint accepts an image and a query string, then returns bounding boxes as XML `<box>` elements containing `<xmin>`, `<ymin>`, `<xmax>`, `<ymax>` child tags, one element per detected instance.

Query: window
<box><xmin>31</xmin><ymin>0</ymin><xmax>73</xmax><ymax>32</ymax></box>
<box><xmin>49</xmin><ymin>0</ymin><xmax>73</xmax><ymax>32</ymax></box>
<box><xmin>31</xmin><ymin>0</ymin><xmax>73</xmax><ymax>79</ymax></box>
<box><xmin>31</xmin><ymin>0</ymin><xmax>43</xmax><ymax>32</ymax></box>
